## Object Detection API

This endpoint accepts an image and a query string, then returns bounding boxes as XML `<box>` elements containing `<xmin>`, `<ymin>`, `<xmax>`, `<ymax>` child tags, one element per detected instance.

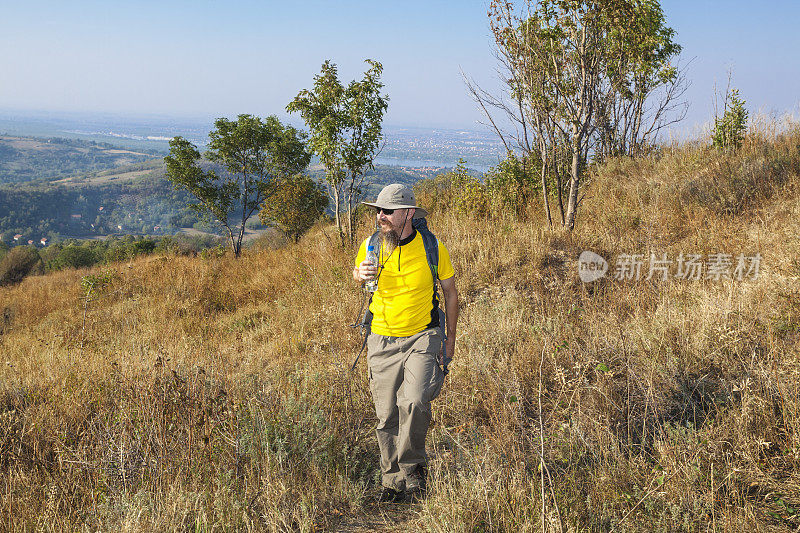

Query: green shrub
<box><xmin>52</xmin><ymin>245</ymin><xmax>98</xmax><ymax>270</ymax></box>
<box><xmin>413</xmin><ymin>173</ymin><xmax>450</xmax><ymax>214</ymax></box>
<box><xmin>485</xmin><ymin>152</ymin><xmax>540</xmax><ymax>217</ymax></box>
<box><xmin>0</xmin><ymin>246</ymin><xmax>43</xmax><ymax>286</ymax></box>
<box><xmin>712</xmin><ymin>88</ymin><xmax>748</xmax><ymax>150</ymax></box>
<box><xmin>416</xmin><ymin>155</ymin><xmax>544</xmax><ymax>219</ymax></box>
<box><xmin>104</xmin><ymin>237</ymin><xmax>158</xmax><ymax>262</ymax></box>
<box><xmin>200</xmin><ymin>245</ymin><xmax>227</xmax><ymax>259</ymax></box>
<box><xmin>154</xmin><ymin>234</ymin><xmax>223</xmax><ymax>256</ymax></box>
<box><xmin>414</xmin><ymin>159</ymin><xmax>488</xmax><ymax>217</ymax></box>
<box><xmin>455</xmin><ymin>175</ymin><xmax>489</xmax><ymax>216</ymax></box>
<box><xmin>130</xmin><ymin>239</ymin><xmax>156</xmax><ymax>256</ymax></box>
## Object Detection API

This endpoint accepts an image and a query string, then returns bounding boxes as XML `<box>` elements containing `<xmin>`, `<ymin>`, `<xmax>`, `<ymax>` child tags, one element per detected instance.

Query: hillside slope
<box><xmin>0</xmin><ymin>135</ymin><xmax>161</xmax><ymax>184</ymax></box>
<box><xmin>1</xmin><ymin>129</ymin><xmax>799</xmax><ymax>531</ymax></box>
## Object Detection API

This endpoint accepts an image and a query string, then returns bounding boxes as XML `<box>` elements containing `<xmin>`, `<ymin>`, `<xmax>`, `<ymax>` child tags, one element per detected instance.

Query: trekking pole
<box><xmin>348</xmin><ymin>292</ymin><xmax>370</xmax><ymax>372</ymax></box>
<box><xmin>349</xmin><ymin>221</ymin><xmax>384</xmax><ymax>372</ymax></box>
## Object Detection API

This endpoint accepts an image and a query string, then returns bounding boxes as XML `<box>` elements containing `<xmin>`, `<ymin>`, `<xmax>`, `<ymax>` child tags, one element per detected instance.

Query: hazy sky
<box><xmin>1</xmin><ymin>1</ymin><xmax>798</xmax><ymax>133</ymax></box>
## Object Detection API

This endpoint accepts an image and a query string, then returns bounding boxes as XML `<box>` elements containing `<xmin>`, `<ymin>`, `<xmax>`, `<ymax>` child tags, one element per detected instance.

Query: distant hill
<box><xmin>0</xmin><ymin>146</ymin><xmax>459</xmax><ymax>245</ymax></box>
<box><xmin>0</xmin><ymin>135</ymin><xmax>163</xmax><ymax>184</ymax></box>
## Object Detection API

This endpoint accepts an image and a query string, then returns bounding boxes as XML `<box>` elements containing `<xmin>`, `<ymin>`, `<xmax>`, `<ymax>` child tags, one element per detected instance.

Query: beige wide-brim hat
<box><xmin>362</xmin><ymin>183</ymin><xmax>428</xmax><ymax>219</ymax></box>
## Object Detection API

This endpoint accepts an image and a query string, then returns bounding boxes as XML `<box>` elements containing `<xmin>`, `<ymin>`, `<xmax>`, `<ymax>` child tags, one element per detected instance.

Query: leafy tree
<box><xmin>470</xmin><ymin>0</ymin><xmax>683</xmax><ymax>230</ymax></box>
<box><xmin>288</xmin><ymin>59</ymin><xmax>389</xmax><ymax>244</ymax></box>
<box><xmin>340</xmin><ymin>60</ymin><xmax>390</xmax><ymax>242</ymax></box>
<box><xmin>259</xmin><ymin>174</ymin><xmax>328</xmax><ymax>242</ymax></box>
<box><xmin>287</xmin><ymin>61</ymin><xmax>345</xmax><ymax>239</ymax></box>
<box><xmin>164</xmin><ymin>115</ymin><xmax>310</xmax><ymax>257</ymax></box>
<box><xmin>594</xmin><ymin>0</ymin><xmax>686</xmax><ymax>158</ymax></box>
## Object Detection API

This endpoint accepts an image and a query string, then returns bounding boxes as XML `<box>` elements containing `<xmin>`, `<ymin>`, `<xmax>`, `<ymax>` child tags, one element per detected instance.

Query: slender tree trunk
<box><xmin>533</xmin><ymin>119</ymin><xmax>552</xmax><ymax>228</ymax></box>
<box><xmin>632</xmin><ymin>96</ymin><xmax>645</xmax><ymax>155</ymax></box>
<box><xmin>332</xmin><ymin>187</ymin><xmax>344</xmax><ymax>245</ymax></box>
<box><xmin>226</xmin><ymin>225</ymin><xmax>238</xmax><ymax>258</ymax></box>
<box><xmin>236</xmin><ymin>228</ymin><xmax>245</xmax><ymax>258</ymax></box>
<box><xmin>346</xmin><ymin>194</ymin><xmax>354</xmax><ymax>246</ymax></box>
<box><xmin>554</xmin><ymin>143</ymin><xmax>566</xmax><ymax>226</ymax></box>
<box><xmin>539</xmin><ymin>148</ymin><xmax>553</xmax><ymax>228</ymax></box>
<box><xmin>234</xmin><ymin>177</ymin><xmax>249</xmax><ymax>258</ymax></box>
<box><xmin>565</xmin><ymin>128</ymin><xmax>582</xmax><ymax>231</ymax></box>
<box><xmin>334</xmin><ymin>202</ymin><xmax>341</xmax><ymax>235</ymax></box>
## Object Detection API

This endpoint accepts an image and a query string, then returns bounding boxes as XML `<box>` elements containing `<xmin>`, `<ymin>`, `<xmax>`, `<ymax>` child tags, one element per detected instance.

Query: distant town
<box><xmin>0</xmin><ymin>111</ymin><xmax>507</xmax><ymax>170</ymax></box>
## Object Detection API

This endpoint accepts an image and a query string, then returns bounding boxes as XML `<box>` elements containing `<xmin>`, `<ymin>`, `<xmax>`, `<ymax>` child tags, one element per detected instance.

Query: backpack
<box><xmin>352</xmin><ymin>217</ymin><xmax>450</xmax><ymax>372</ymax></box>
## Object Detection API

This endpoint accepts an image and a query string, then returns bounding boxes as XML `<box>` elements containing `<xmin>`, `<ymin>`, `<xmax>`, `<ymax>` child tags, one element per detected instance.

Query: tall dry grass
<box><xmin>1</xmin><ymin>126</ymin><xmax>800</xmax><ymax>531</ymax></box>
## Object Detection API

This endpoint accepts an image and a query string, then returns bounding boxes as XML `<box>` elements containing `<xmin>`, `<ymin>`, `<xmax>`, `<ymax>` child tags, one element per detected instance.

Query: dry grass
<box><xmin>2</xmin><ymin>128</ymin><xmax>800</xmax><ymax>531</ymax></box>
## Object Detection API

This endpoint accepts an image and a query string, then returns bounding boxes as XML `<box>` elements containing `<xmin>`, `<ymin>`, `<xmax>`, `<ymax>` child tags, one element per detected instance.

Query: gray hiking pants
<box><xmin>367</xmin><ymin>328</ymin><xmax>445</xmax><ymax>491</ymax></box>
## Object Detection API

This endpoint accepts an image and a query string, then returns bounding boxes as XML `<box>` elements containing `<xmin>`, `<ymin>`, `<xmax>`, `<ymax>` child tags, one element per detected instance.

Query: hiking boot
<box><xmin>377</xmin><ymin>486</ymin><xmax>405</xmax><ymax>503</ymax></box>
<box><xmin>405</xmin><ymin>465</ymin><xmax>427</xmax><ymax>501</ymax></box>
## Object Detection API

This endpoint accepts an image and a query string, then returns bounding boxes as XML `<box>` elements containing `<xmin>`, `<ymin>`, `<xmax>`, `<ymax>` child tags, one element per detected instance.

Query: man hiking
<box><xmin>353</xmin><ymin>183</ymin><xmax>459</xmax><ymax>503</ymax></box>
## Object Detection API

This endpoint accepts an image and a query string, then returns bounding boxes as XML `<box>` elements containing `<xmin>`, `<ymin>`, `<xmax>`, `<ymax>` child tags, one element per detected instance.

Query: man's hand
<box><xmin>439</xmin><ymin>276</ymin><xmax>459</xmax><ymax>369</ymax></box>
<box><xmin>353</xmin><ymin>259</ymin><xmax>378</xmax><ymax>283</ymax></box>
<box><xmin>445</xmin><ymin>336</ymin><xmax>455</xmax><ymax>361</ymax></box>
<box><xmin>440</xmin><ymin>336</ymin><xmax>455</xmax><ymax>366</ymax></box>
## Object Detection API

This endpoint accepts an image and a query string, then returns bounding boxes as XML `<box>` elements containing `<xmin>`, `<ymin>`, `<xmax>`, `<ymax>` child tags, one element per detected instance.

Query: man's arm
<box><xmin>440</xmin><ymin>276</ymin><xmax>459</xmax><ymax>361</ymax></box>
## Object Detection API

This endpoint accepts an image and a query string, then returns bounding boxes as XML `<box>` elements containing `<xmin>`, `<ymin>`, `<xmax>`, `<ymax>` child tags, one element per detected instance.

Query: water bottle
<box><xmin>365</xmin><ymin>245</ymin><xmax>378</xmax><ymax>293</ymax></box>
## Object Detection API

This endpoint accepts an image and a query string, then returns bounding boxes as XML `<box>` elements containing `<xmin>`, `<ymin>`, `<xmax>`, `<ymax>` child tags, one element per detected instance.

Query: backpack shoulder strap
<box><xmin>418</xmin><ymin>226</ymin><xmax>439</xmax><ymax>283</ymax></box>
<box><xmin>414</xmin><ymin>219</ymin><xmax>447</xmax><ymax>352</ymax></box>
<box><xmin>412</xmin><ymin>218</ymin><xmax>439</xmax><ymax>283</ymax></box>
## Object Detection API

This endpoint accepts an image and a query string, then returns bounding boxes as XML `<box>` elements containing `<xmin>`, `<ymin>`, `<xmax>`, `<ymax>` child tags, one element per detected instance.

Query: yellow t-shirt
<box><xmin>355</xmin><ymin>230</ymin><xmax>454</xmax><ymax>337</ymax></box>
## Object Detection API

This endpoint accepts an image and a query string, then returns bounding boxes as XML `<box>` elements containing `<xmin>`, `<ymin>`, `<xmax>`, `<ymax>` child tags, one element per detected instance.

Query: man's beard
<box><xmin>380</xmin><ymin>225</ymin><xmax>400</xmax><ymax>254</ymax></box>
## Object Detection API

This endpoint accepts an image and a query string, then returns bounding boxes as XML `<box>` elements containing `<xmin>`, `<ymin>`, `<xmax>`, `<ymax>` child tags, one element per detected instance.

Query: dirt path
<box><xmin>332</xmin><ymin>502</ymin><xmax>417</xmax><ymax>532</ymax></box>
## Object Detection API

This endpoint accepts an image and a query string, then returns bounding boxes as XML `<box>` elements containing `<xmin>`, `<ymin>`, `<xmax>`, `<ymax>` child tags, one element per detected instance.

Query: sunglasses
<box><xmin>376</xmin><ymin>208</ymin><xmax>396</xmax><ymax>215</ymax></box>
